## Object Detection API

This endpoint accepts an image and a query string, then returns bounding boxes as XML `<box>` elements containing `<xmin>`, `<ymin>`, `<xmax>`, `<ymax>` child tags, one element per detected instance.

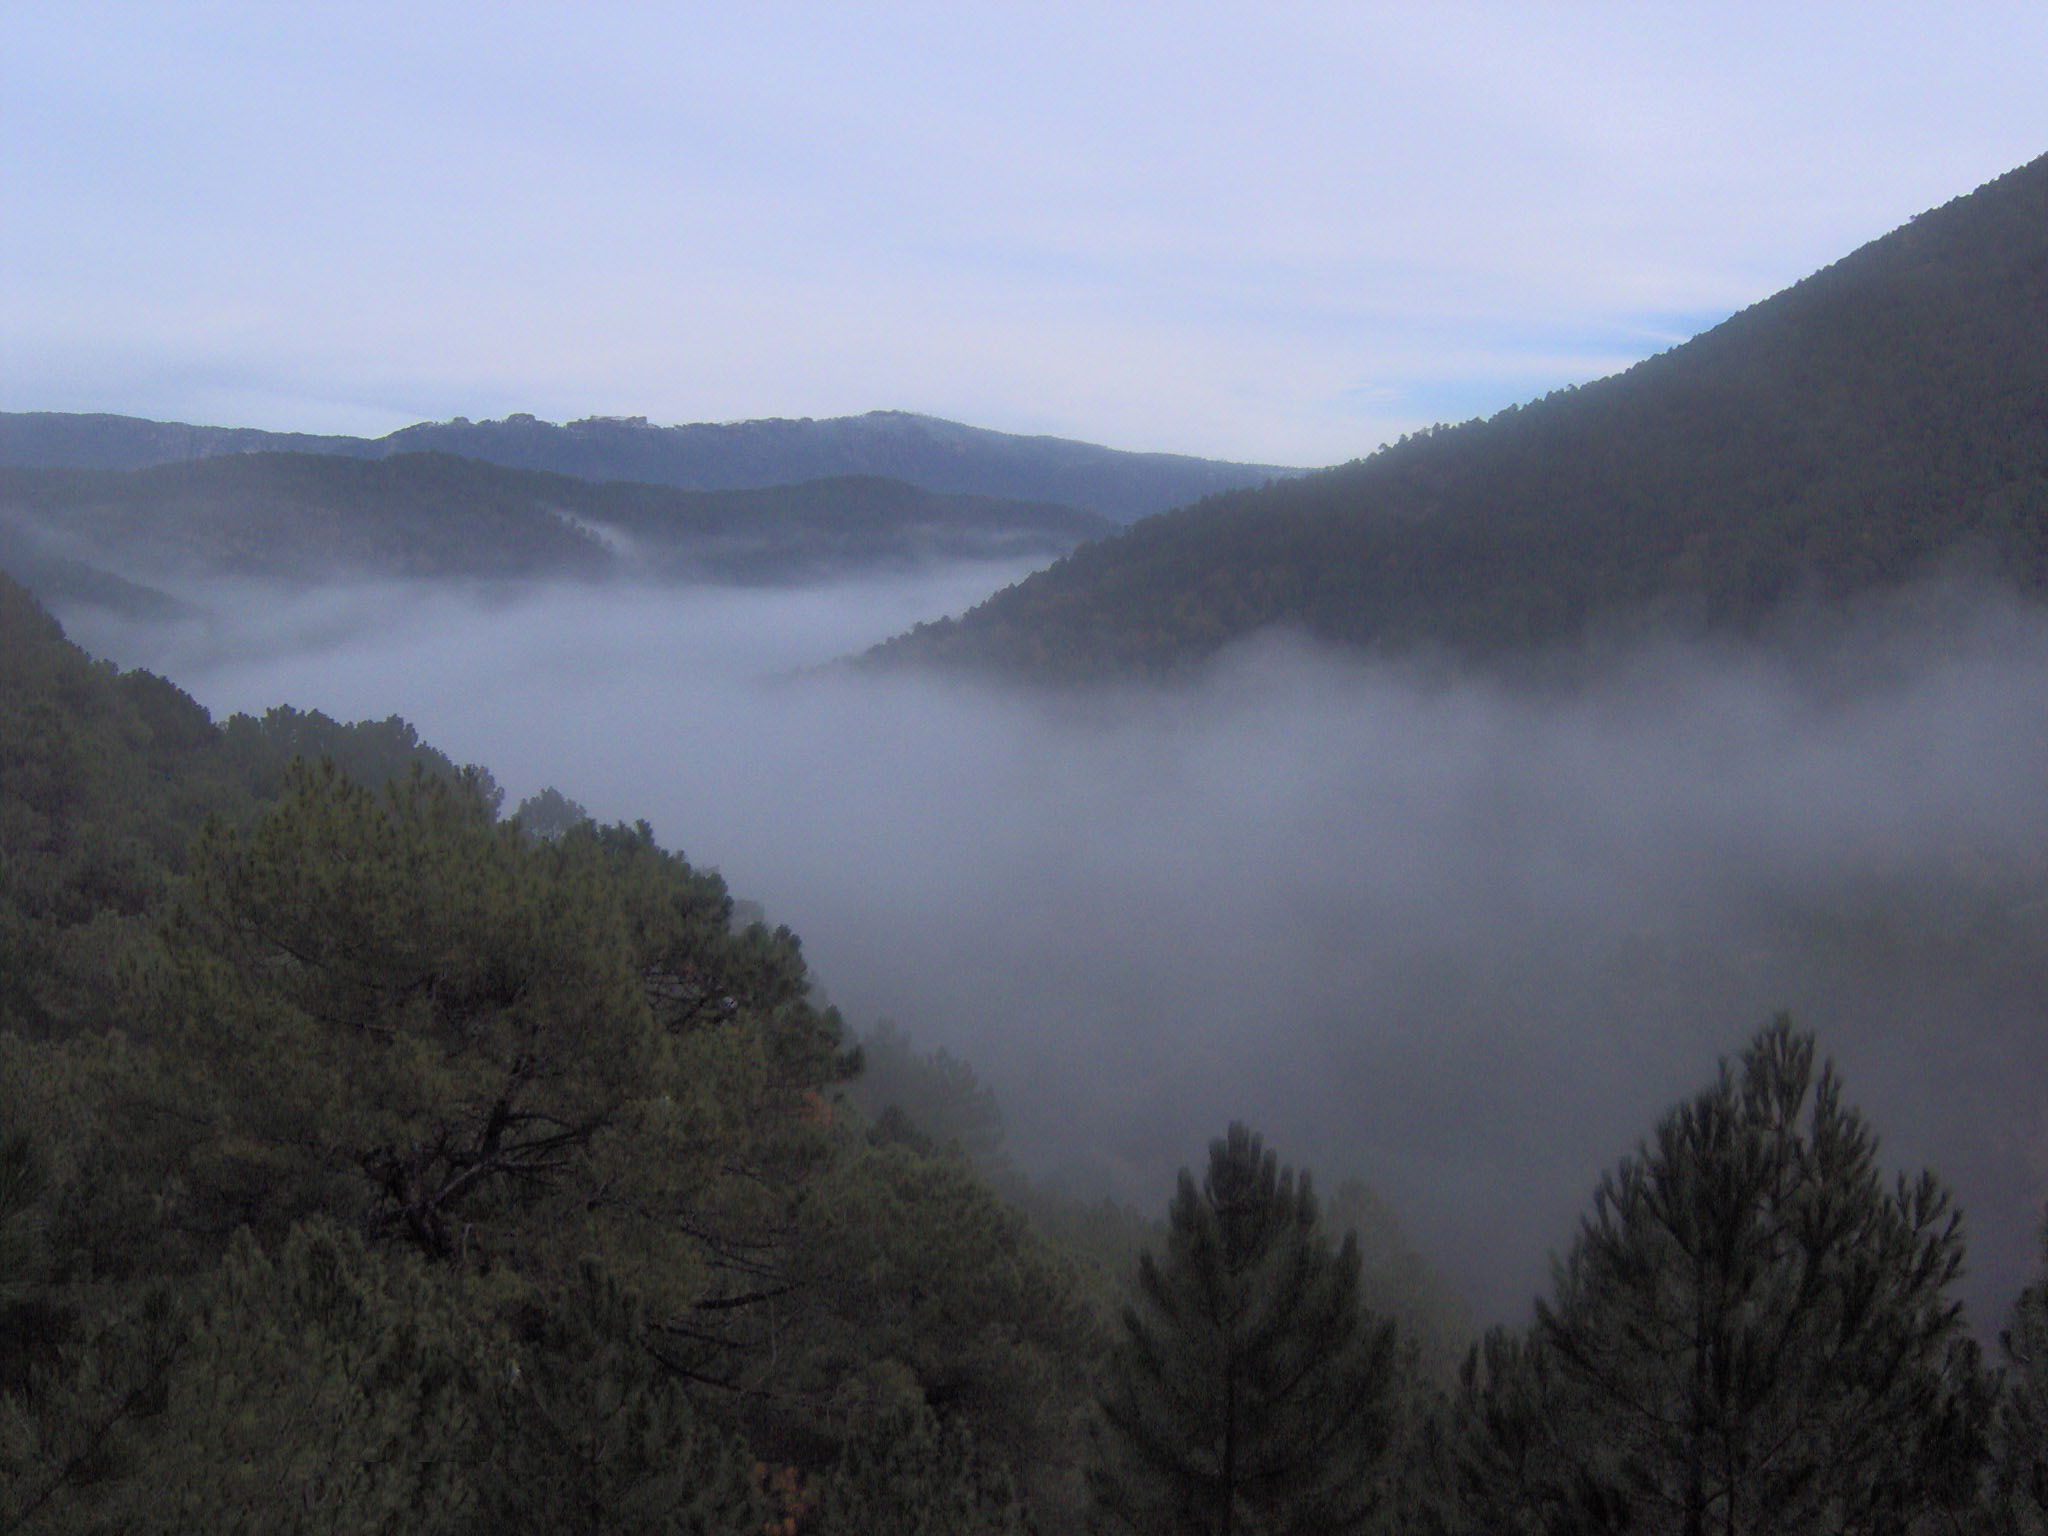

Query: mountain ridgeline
<box><xmin>0</xmin><ymin>451</ymin><xmax>1114</xmax><ymax>594</ymax></box>
<box><xmin>870</xmin><ymin>153</ymin><xmax>2048</xmax><ymax>681</ymax></box>
<box><xmin>0</xmin><ymin>408</ymin><xmax>1295</xmax><ymax>525</ymax></box>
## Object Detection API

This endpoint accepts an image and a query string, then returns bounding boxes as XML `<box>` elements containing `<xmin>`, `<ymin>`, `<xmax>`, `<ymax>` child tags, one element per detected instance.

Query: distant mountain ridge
<box><xmin>0</xmin><ymin>451</ymin><xmax>1113</xmax><ymax>594</ymax></box>
<box><xmin>0</xmin><ymin>408</ymin><xmax>1294</xmax><ymax>524</ymax></box>
<box><xmin>869</xmin><ymin>152</ymin><xmax>2048</xmax><ymax>681</ymax></box>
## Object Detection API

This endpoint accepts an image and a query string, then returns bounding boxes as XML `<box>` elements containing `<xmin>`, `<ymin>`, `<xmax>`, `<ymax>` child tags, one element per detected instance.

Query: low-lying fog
<box><xmin>61</xmin><ymin>566</ymin><xmax>2048</xmax><ymax>1326</ymax></box>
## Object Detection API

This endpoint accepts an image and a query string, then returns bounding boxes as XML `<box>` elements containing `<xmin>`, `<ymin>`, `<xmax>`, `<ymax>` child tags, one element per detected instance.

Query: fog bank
<box><xmin>61</xmin><ymin>570</ymin><xmax>2048</xmax><ymax>1324</ymax></box>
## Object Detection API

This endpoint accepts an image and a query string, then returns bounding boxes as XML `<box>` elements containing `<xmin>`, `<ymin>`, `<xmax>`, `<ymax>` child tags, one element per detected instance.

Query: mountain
<box><xmin>0</xmin><ymin>451</ymin><xmax>1114</xmax><ymax>591</ymax></box>
<box><xmin>0</xmin><ymin>519</ymin><xmax>192</xmax><ymax>620</ymax></box>
<box><xmin>0</xmin><ymin>408</ymin><xmax>1294</xmax><ymax>524</ymax></box>
<box><xmin>867</xmin><ymin>153</ymin><xmax>2048</xmax><ymax>681</ymax></box>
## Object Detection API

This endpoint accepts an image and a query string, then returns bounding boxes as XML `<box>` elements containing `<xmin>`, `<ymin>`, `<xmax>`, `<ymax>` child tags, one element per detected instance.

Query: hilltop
<box><xmin>0</xmin><ymin>451</ymin><xmax>1112</xmax><ymax>593</ymax></box>
<box><xmin>869</xmin><ymin>153</ymin><xmax>2048</xmax><ymax>681</ymax></box>
<box><xmin>0</xmin><ymin>408</ymin><xmax>1294</xmax><ymax>525</ymax></box>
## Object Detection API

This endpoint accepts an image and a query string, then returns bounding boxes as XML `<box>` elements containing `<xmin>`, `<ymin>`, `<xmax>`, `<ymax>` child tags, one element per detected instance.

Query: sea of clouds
<box><xmin>59</xmin><ymin>564</ymin><xmax>2048</xmax><ymax>1323</ymax></box>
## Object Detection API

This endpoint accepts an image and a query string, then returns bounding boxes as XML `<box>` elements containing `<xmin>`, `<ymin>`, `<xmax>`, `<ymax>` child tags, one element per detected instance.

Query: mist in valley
<box><xmin>59</xmin><ymin>566</ymin><xmax>2048</xmax><ymax>1327</ymax></box>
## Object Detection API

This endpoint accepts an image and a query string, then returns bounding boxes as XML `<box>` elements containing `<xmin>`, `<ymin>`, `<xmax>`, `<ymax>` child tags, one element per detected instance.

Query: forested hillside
<box><xmin>870</xmin><ymin>153</ymin><xmax>2048</xmax><ymax>681</ymax></box>
<box><xmin>0</xmin><ymin>572</ymin><xmax>1486</xmax><ymax>1532</ymax></box>
<box><xmin>0</xmin><ymin>409</ymin><xmax>1292</xmax><ymax>525</ymax></box>
<box><xmin>13</xmin><ymin>558</ymin><xmax>2048</xmax><ymax>1528</ymax></box>
<box><xmin>0</xmin><ymin>452</ymin><xmax>1111</xmax><ymax>593</ymax></box>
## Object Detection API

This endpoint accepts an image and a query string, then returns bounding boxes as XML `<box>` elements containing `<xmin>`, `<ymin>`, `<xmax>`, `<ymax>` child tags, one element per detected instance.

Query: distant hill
<box><xmin>0</xmin><ymin>408</ymin><xmax>1294</xmax><ymax>524</ymax></box>
<box><xmin>868</xmin><ymin>152</ymin><xmax>2048</xmax><ymax>681</ymax></box>
<box><xmin>0</xmin><ymin>451</ymin><xmax>1114</xmax><ymax>592</ymax></box>
<box><xmin>0</xmin><ymin>520</ymin><xmax>191</xmax><ymax>621</ymax></box>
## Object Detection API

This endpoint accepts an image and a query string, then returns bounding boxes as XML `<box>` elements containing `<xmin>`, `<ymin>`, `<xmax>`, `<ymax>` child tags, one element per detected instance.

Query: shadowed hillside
<box><xmin>869</xmin><ymin>153</ymin><xmax>2048</xmax><ymax>681</ymax></box>
<box><xmin>0</xmin><ymin>451</ymin><xmax>1113</xmax><ymax>588</ymax></box>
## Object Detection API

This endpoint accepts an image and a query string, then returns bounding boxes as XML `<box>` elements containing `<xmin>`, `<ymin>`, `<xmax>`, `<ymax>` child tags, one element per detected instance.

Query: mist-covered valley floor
<box><xmin>60</xmin><ymin>565</ymin><xmax>2048</xmax><ymax>1326</ymax></box>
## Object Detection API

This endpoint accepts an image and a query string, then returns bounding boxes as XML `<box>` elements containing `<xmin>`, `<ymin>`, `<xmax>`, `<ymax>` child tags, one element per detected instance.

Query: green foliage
<box><xmin>1001</xmin><ymin>1180</ymin><xmax>1164</xmax><ymax>1329</ymax></box>
<box><xmin>1988</xmin><ymin>1230</ymin><xmax>2048</xmax><ymax>1532</ymax></box>
<box><xmin>0</xmin><ymin>574</ymin><xmax>225</xmax><ymax>1039</ymax></box>
<box><xmin>478</xmin><ymin>1265</ymin><xmax>763</xmax><ymax>1536</ymax></box>
<box><xmin>140</xmin><ymin>760</ymin><xmax>846</xmax><ymax>1325</ymax></box>
<box><xmin>1434</xmin><ymin>1020</ymin><xmax>1990</xmax><ymax>1534</ymax></box>
<box><xmin>218</xmin><ymin>705</ymin><xmax>488</xmax><ymax>808</ymax></box>
<box><xmin>807</xmin><ymin>1403</ymin><xmax>1032</xmax><ymax>1536</ymax></box>
<box><xmin>0</xmin><ymin>576</ymin><xmax>1124</xmax><ymax>1527</ymax></box>
<box><xmin>1089</xmin><ymin>1123</ymin><xmax>1399</xmax><ymax>1536</ymax></box>
<box><xmin>60</xmin><ymin>1222</ymin><xmax>495</xmax><ymax>1536</ymax></box>
<box><xmin>513</xmin><ymin>785</ymin><xmax>592</xmax><ymax>841</ymax></box>
<box><xmin>17</xmin><ymin>554</ymin><xmax>2042</xmax><ymax>1531</ymax></box>
<box><xmin>0</xmin><ymin>1282</ymin><xmax>184</xmax><ymax>1534</ymax></box>
<box><xmin>848</xmin><ymin>1019</ymin><xmax>1006</xmax><ymax>1164</ymax></box>
<box><xmin>785</xmin><ymin>1138</ymin><xmax>1099</xmax><ymax>1470</ymax></box>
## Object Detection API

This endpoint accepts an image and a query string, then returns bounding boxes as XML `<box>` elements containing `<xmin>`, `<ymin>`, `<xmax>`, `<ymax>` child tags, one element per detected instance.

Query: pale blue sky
<box><xmin>4</xmin><ymin>2</ymin><xmax>2043</xmax><ymax>464</ymax></box>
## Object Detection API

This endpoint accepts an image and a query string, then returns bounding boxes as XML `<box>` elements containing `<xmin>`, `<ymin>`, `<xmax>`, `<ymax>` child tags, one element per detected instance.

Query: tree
<box><xmin>130</xmin><ymin>759</ymin><xmax>848</xmax><ymax>1339</ymax></box>
<box><xmin>807</xmin><ymin>1403</ymin><xmax>1029</xmax><ymax>1536</ymax></box>
<box><xmin>512</xmin><ymin>785</ymin><xmax>591</xmax><ymax>842</ymax></box>
<box><xmin>1987</xmin><ymin>1227</ymin><xmax>2048</xmax><ymax>1533</ymax></box>
<box><xmin>1088</xmin><ymin>1123</ymin><xmax>1398</xmax><ymax>1536</ymax></box>
<box><xmin>1437</xmin><ymin>1019</ymin><xmax>1988</xmax><ymax>1535</ymax></box>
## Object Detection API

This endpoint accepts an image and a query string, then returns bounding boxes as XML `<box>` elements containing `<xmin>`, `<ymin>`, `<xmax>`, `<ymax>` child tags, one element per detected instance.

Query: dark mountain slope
<box><xmin>0</xmin><ymin>408</ymin><xmax>1293</xmax><ymax>524</ymax></box>
<box><xmin>0</xmin><ymin>413</ymin><xmax>368</xmax><ymax>470</ymax></box>
<box><xmin>869</xmin><ymin>153</ymin><xmax>2048</xmax><ymax>681</ymax></box>
<box><xmin>0</xmin><ymin>451</ymin><xmax>1112</xmax><ymax>588</ymax></box>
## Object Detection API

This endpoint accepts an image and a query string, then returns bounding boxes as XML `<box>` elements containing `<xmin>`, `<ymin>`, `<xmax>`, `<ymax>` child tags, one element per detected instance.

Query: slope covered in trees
<box><xmin>0</xmin><ymin>451</ymin><xmax>1112</xmax><ymax>591</ymax></box>
<box><xmin>870</xmin><ymin>152</ymin><xmax>2048</xmax><ymax>681</ymax></box>
<box><xmin>16</xmin><ymin>567</ymin><xmax>2048</xmax><ymax>1529</ymax></box>
<box><xmin>0</xmin><ymin>409</ymin><xmax>1293</xmax><ymax>525</ymax></box>
<box><xmin>0</xmin><ymin>571</ymin><xmax>1114</xmax><ymax>1531</ymax></box>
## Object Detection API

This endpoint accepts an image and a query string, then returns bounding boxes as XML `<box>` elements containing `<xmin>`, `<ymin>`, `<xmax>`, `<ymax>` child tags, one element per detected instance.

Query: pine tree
<box><xmin>1988</xmin><ymin>1228</ymin><xmax>2048</xmax><ymax>1533</ymax></box>
<box><xmin>1088</xmin><ymin>1123</ymin><xmax>1398</xmax><ymax>1536</ymax></box>
<box><xmin>1439</xmin><ymin>1019</ymin><xmax>1989</xmax><ymax>1535</ymax></box>
<box><xmin>808</xmin><ymin>1403</ymin><xmax>1029</xmax><ymax>1536</ymax></box>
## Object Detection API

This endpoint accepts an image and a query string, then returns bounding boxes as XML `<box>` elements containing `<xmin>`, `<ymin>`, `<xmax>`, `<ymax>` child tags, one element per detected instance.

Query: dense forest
<box><xmin>7</xmin><ymin>560</ymin><xmax>2048</xmax><ymax>1533</ymax></box>
<box><xmin>869</xmin><ymin>153</ymin><xmax>2048</xmax><ymax>683</ymax></box>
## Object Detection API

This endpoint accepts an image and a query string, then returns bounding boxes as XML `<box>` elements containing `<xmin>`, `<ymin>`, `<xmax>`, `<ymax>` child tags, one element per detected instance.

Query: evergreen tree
<box><xmin>512</xmin><ymin>785</ymin><xmax>591</xmax><ymax>842</ymax></box>
<box><xmin>478</xmin><ymin>1264</ymin><xmax>763</xmax><ymax>1536</ymax></box>
<box><xmin>1087</xmin><ymin>1123</ymin><xmax>1398</xmax><ymax>1536</ymax></box>
<box><xmin>1438</xmin><ymin>1020</ymin><xmax>1989</xmax><ymax>1535</ymax></box>
<box><xmin>1987</xmin><ymin>1227</ymin><xmax>2048</xmax><ymax>1533</ymax></box>
<box><xmin>807</xmin><ymin>1403</ymin><xmax>1030</xmax><ymax>1536</ymax></box>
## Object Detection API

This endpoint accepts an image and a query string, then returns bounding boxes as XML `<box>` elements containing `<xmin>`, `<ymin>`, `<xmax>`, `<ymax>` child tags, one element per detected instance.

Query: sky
<box><xmin>5</xmin><ymin>3</ymin><xmax>2045</xmax><ymax>466</ymax></box>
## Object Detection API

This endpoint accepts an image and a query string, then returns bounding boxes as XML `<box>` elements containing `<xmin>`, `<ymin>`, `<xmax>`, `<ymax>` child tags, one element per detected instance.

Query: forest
<box><xmin>5</xmin><ymin>560</ymin><xmax>2048</xmax><ymax>1536</ymax></box>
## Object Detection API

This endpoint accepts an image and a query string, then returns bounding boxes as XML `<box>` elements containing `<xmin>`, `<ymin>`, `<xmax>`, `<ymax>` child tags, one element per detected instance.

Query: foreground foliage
<box><xmin>1428</xmin><ymin>1022</ymin><xmax>1991</xmax><ymax>1535</ymax></box>
<box><xmin>1089</xmin><ymin>1124</ymin><xmax>1399</xmax><ymax>1535</ymax></box>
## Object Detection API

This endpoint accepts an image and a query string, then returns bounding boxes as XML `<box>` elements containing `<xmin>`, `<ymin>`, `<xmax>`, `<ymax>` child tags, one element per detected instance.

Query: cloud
<box><xmin>7</xmin><ymin>5</ymin><xmax>2048</xmax><ymax>461</ymax></box>
<box><xmin>57</xmin><ymin>565</ymin><xmax>2048</xmax><ymax>1325</ymax></box>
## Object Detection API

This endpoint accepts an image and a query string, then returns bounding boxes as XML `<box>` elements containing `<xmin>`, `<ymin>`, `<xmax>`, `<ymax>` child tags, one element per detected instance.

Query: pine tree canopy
<box><xmin>1440</xmin><ymin>1019</ymin><xmax>1990</xmax><ymax>1535</ymax></box>
<box><xmin>1088</xmin><ymin>1122</ymin><xmax>1398</xmax><ymax>1536</ymax></box>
